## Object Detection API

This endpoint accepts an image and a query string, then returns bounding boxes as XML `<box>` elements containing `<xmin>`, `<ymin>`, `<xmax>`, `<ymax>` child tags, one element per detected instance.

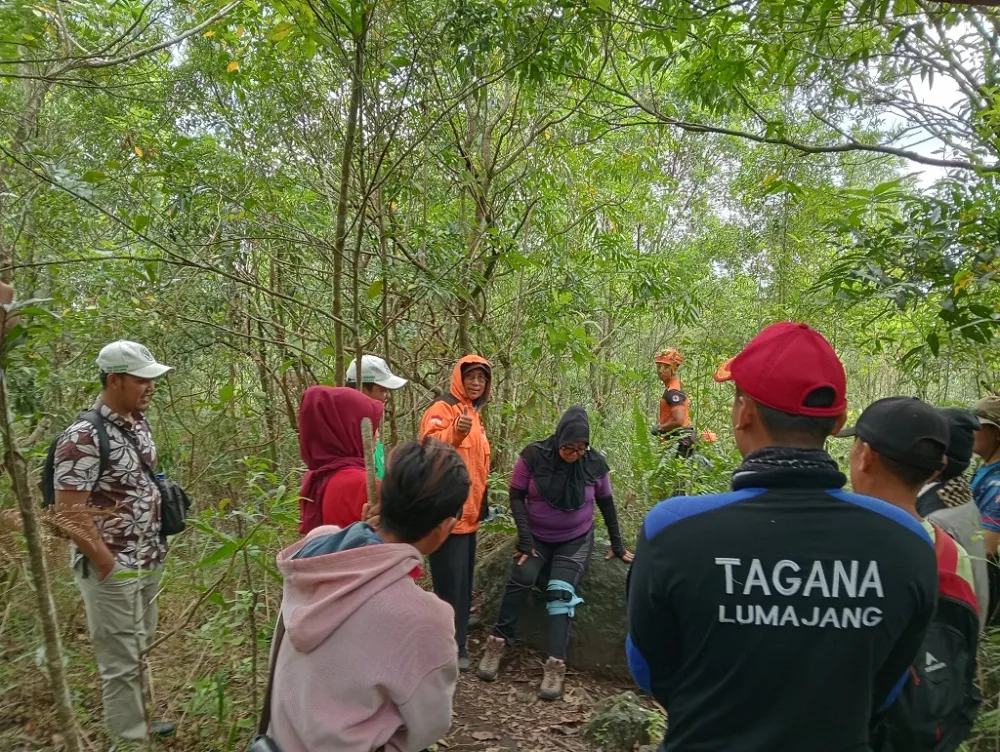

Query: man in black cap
<box><xmin>841</xmin><ymin>397</ymin><xmax>981</xmax><ymax>751</ymax></box>
<box><xmin>840</xmin><ymin>397</ymin><xmax>950</xmax><ymax>521</ymax></box>
<box><xmin>917</xmin><ymin>408</ymin><xmax>989</xmax><ymax>626</ymax></box>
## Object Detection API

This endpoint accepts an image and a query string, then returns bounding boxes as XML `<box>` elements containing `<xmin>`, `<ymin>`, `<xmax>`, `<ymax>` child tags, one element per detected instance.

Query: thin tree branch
<box><xmin>57</xmin><ymin>1</ymin><xmax>242</xmax><ymax>74</ymax></box>
<box><xmin>568</xmin><ymin>68</ymin><xmax>999</xmax><ymax>173</ymax></box>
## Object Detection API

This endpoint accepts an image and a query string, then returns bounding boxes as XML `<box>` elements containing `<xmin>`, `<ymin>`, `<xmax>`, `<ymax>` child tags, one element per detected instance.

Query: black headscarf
<box><xmin>520</xmin><ymin>406</ymin><xmax>610</xmax><ymax>511</ymax></box>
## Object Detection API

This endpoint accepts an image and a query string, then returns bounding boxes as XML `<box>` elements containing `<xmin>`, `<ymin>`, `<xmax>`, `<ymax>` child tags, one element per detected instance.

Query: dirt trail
<box><xmin>444</xmin><ymin>631</ymin><xmax>632</xmax><ymax>752</ymax></box>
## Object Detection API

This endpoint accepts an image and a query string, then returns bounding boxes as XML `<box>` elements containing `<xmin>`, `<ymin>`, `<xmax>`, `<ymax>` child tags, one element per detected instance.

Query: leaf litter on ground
<box><xmin>444</xmin><ymin>635</ymin><xmax>648</xmax><ymax>751</ymax></box>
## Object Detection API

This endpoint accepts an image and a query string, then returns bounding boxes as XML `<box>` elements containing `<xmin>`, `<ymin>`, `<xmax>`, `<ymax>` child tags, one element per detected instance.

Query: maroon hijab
<box><xmin>298</xmin><ymin>386</ymin><xmax>384</xmax><ymax>533</ymax></box>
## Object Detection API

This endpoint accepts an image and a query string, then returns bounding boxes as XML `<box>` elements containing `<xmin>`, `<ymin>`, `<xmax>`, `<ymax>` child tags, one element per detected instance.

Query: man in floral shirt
<box><xmin>54</xmin><ymin>340</ymin><xmax>174</xmax><ymax>742</ymax></box>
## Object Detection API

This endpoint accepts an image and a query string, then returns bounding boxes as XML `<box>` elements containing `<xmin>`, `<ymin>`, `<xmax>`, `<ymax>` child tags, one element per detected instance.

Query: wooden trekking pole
<box><xmin>360</xmin><ymin>417</ymin><xmax>377</xmax><ymax>508</ymax></box>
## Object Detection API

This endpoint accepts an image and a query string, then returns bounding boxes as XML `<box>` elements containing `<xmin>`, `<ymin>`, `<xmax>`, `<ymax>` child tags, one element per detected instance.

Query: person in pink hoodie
<box><xmin>269</xmin><ymin>438</ymin><xmax>470</xmax><ymax>752</ymax></box>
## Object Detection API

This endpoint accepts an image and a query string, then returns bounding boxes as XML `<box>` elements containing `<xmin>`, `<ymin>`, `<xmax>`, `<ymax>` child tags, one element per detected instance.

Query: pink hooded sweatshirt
<box><xmin>270</xmin><ymin>524</ymin><xmax>458</xmax><ymax>752</ymax></box>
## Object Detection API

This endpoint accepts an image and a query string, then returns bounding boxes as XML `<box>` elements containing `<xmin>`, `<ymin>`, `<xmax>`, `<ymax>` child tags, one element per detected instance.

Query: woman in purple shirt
<box><xmin>477</xmin><ymin>406</ymin><xmax>632</xmax><ymax>700</ymax></box>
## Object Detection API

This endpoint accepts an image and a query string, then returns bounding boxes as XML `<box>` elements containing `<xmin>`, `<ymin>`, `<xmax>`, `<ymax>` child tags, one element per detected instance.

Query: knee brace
<box><xmin>546</xmin><ymin>579</ymin><xmax>584</xmax><ymax>618</ymax></box>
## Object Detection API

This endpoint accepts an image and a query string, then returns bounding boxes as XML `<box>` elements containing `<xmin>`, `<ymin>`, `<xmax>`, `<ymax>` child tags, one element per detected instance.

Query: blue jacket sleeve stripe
<box><xmin>626</xmin><ymin>634</ymin><xmax>652</xmax><ymax>693</ymax></box>
<box><xmin>643</xmin><ymin>488</ymin><xmax>766</xmax><ymax>540</ymax></box>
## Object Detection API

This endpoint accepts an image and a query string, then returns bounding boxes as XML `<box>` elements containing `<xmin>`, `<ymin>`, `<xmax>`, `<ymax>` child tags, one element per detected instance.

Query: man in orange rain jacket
<box><xmin>652</xmin><ymin>348</ymin><xmax>697</xmax><ymax>457</ymax></box>
<box><xmin>419</xmin><ymin>354</ymin><xmax>492</xmax><ymax>670</ymax></box>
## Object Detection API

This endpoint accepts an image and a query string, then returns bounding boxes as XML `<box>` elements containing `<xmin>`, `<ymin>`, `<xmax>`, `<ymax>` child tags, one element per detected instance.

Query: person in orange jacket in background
<box><xmin>652</xmin><ymin>348</ymin><xmax>697</xmax><ymax>457</ymax></box>
<box><xmin>419</xmin><ymin>354</ymin><xmax>492</xmax><ymax>670</ymax></box>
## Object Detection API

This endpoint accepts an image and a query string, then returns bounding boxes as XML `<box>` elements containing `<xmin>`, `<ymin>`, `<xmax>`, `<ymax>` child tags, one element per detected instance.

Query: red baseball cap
<box><xmin>714</xmin><ymin>322</ymin><xmax>847</xmax><ymax>417</ymax></box>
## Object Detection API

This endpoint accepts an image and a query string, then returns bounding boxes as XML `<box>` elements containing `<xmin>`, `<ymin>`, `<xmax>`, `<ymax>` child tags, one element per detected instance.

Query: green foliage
<box><xmin>2</xmin><ymin>0</ymin><xmax>1000</xmax><ymax>747</ymax></box>
<box><xmin>630</xmin><ymin>401</ymin><xmax>656</xmax><ymax>482</ymax></box>
<box><xmin>820</xmin><ymin>175</ymin><xmax>1000</xmax><ymax>357</ymax></box>
<box><xmin>628</xmin><ymin>401</ymin><xmax>735</xmax><ymax>505</ymax></box>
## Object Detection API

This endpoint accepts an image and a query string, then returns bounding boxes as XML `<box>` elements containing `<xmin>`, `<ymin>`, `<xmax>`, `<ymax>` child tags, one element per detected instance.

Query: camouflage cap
<box><xmin>974</xmin><ymin>395</ymin><xmax>1000</xmax><ymax>429</ymax></box>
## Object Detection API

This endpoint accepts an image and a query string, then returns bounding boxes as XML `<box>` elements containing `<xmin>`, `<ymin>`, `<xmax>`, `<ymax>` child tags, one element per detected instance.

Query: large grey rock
<box><xmin>476</xmin><ymin>534</ymin><xmax>631</xmax><ymax>680</ymax></box>
<box><xmin>584</xmin><ymin>691</ymin><xmax>662</xmax><ymax>752</ymax></box>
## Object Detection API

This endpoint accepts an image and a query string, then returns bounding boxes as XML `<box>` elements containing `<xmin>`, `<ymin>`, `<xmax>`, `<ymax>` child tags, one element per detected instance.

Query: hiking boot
<box><xmin>458</xmin><ymin>651</ymin><xmax>471</xmax><ymax>672</ymax></box>
<box><xmin>478</xmin><ymin>636</ymin><xmax>505</xmax><ymax>681</ymax></box>
<box><xmin>539</xmin><ymin>657</ymin><xmax>566</xmax><ymax>701</ymax></box>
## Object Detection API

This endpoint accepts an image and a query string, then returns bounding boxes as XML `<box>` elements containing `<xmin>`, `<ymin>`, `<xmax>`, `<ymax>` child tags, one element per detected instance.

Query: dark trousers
<box><xmin>429</xmin><ymin>531</ymin><xmax>477</xmax><ymax>656</ymax></box>
<box><xmin>493</xmin><ymin>529</ymin><xmax>593</xmax><ymax>661</ymax></box>
<box><xmin>668</xmin><ymin>426</ymin><xmax>697</xmax><ymax>458</ymax></box>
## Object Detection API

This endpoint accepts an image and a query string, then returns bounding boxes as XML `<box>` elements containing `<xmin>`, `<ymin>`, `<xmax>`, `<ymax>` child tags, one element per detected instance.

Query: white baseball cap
<box><xmin>97</xmin><ymin>340</ymin><xmax>173</xmax><ymax>379</ymax></box>
<box><xmin>345</xmin><ymin>355</ymin><xmax>407</xmax><ymax>390</ymax></box>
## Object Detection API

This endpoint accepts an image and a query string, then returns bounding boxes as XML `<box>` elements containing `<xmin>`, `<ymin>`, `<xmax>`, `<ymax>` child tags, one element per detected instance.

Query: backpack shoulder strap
<box><xmin>431</xmin><ymin>393</ymin><xmax>459</xmax><ymax>408</ymax></box>
<box><xmin>930</xmin><ymin>521</ymin><xmax>980</xmax><ymax>615</ymax></box>
<box><xmin>79</xmin><ymin>410</ymin><xmax>111</xmax><ymax>483</ymax></box>
<box><xmin>258</xmin><ymin>615</ymin><xmax>286</xmax><ymax>736</ymax></box>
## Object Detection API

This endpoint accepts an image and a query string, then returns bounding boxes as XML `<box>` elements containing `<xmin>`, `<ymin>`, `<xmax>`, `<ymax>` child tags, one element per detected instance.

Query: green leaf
<box><xmin>8</xmin><ymin>305</ymin><xmax>55</xmax><ymax>318</ymax></box>
<box><xmin>926</xmin><ymin>331</ymin><xmax>940</xmax><ymax>356</ymax></box>
<box><xmin>269</xmin><ymin>22</ymin><xmax>294</xmax><ymax>41</ymax></box>
<box><xmin>82</xmin><ymin>171</ymin><xmax>107</xmax><ymax>184</ymax></box>
<box><xmin>134</xmin><ymin>215</ymin><xmax>149</xmax><ymax>231</ymax></box>
<box><xmin>195</xmin><ymin>540</ymin><xmax>239</xmax><ymax>569</ymax></box>
<box><xmin>220</xmin><ymin>383</ymin><xmax>234</xmax><ymax>403</ymax></box>
<box><xmin>900</xmin><ymin>345</ymin><xmax>924</xmax><ymax>365</ymax></box>
<box><xmin>186</xmin><ymin>518</ymin><xmax>236</xmax><ymax>544</ymax></box>
<box><xmin>366</xmin><ymin>280</ymin><xmax>384</xmax><ymax>299</ymax></box>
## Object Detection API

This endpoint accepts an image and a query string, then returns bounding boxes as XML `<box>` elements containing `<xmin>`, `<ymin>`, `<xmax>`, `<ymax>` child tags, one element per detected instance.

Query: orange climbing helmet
<box><xmin>655</xmin><ymin>349</ymin><xmax>684</xmax><ymax>367</ymax></box>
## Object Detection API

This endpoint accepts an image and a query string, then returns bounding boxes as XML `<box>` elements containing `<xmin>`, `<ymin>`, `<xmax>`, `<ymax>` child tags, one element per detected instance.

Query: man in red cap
<box><xmin>627</xmin><ymin>322</ymin><xmax>938</xmax><ymax>752</ymax></box>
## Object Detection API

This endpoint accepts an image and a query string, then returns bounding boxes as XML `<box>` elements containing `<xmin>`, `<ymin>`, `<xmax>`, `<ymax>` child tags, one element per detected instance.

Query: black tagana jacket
<box><xmin>627</xmin><ymin>448</ymin><xmax>938</xmax><ymax>752</ymax></box>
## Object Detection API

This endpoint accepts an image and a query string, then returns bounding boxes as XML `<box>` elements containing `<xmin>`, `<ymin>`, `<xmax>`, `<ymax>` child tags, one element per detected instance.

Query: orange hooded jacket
<box><xmin>419</xmin><ymin>355</ymin><xmax>491</xmax><ymax>535</ymax></box>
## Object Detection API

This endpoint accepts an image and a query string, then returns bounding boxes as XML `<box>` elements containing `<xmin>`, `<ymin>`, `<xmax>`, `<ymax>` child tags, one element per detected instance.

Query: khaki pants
<box><xmin>74</xmin><ymin>561</ymin><xmax>162</xmax><ymax>741</ymax></box>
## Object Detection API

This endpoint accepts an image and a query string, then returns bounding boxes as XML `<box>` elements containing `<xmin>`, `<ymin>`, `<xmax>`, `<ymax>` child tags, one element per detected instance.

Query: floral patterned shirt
<box><xmin>54</xmin><ymin>400</ymin><xmax>167</xmax><ymax>569</ymax></box>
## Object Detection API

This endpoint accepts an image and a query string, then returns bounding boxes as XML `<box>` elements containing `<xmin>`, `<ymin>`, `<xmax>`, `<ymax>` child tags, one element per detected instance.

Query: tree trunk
<box><xmin>0</xmin><ymin>371</ymin><xmax>81</xmax><ymax>752</ymax></box>
<box><xmin>352</xmin><ymin>105</ymin><xmax>368</xmax><ymax>390</ymax></box>
<box><xmin>457</xmin><ymin>300</ymin><xmax>472</xmax><ymax>353</ymax></box>
<box><xmin>268</xmin><ymin>255</ymin><xmax>299</xmax><ymax>432</ymax></box>
<box><xmin>255</xmin><ymin>318</ymin><xmax>278</xmax><ymax>469</ymax></box>
<box><xmin>0</xmin><ymin>78</ymin><xmax>53</xmax><ymax>281</ymax></box>
<box><xmin>332</xmin><ymin>26</ymin><xmax>368</xmax><ymax>386</ymax></box>
<box><xmin>376</xmin><ymin>191</ymin><xmax>397</xmax><ymax>444</ymax></box>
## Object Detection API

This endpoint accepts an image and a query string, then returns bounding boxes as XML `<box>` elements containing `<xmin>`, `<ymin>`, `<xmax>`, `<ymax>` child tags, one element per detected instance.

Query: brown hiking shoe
<box><xmin>539</xmin><ymin>657</ymin><xmax>566</xmax><ymax>701</ymax></box>
<box><xmin>478</xmin><ymin>636</ymin><xmax>505</xmax><ymax>681</ymax></box>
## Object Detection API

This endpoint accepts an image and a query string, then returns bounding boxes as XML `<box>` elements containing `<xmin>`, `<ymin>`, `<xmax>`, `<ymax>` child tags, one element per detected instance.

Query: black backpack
<box><xmin>41</xmin><ymin>410</ymin><xmax>111</xmax><ymax>508</ymax></box>
<box><xmin>873</xmin><ymin>523</ymin><xmax>982</xmax><ymax>752</ymax></box>
<box><xmin>40</xmin><ymin>410</ymin><xmax>190</xmax><ymax>538</ymax></box>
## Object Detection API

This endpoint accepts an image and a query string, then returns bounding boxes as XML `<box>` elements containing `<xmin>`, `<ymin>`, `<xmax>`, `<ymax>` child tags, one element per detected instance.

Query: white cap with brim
<box><xmin>97</xmin><ymin>340</ymin><xmax>173</xmax><ymax>379</ymax></box>
<box><xmin>345</xmin><ymin>355</ymin><xmax>407</xmax><ymax>390</ymax></box>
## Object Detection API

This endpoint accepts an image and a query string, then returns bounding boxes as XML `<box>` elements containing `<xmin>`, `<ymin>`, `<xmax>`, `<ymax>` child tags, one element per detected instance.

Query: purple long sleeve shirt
<box><xmin>510</xmin><ymin>456</ymin><xmax>613</xmax><ymax>543</ymax></box>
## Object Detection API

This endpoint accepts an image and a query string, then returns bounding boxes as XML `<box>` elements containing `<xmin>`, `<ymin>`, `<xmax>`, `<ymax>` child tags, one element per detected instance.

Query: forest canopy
<box><xmin>1</xmin><ymin>0</ymin><xmax>999</xmax><ymax>748</ymax></box>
